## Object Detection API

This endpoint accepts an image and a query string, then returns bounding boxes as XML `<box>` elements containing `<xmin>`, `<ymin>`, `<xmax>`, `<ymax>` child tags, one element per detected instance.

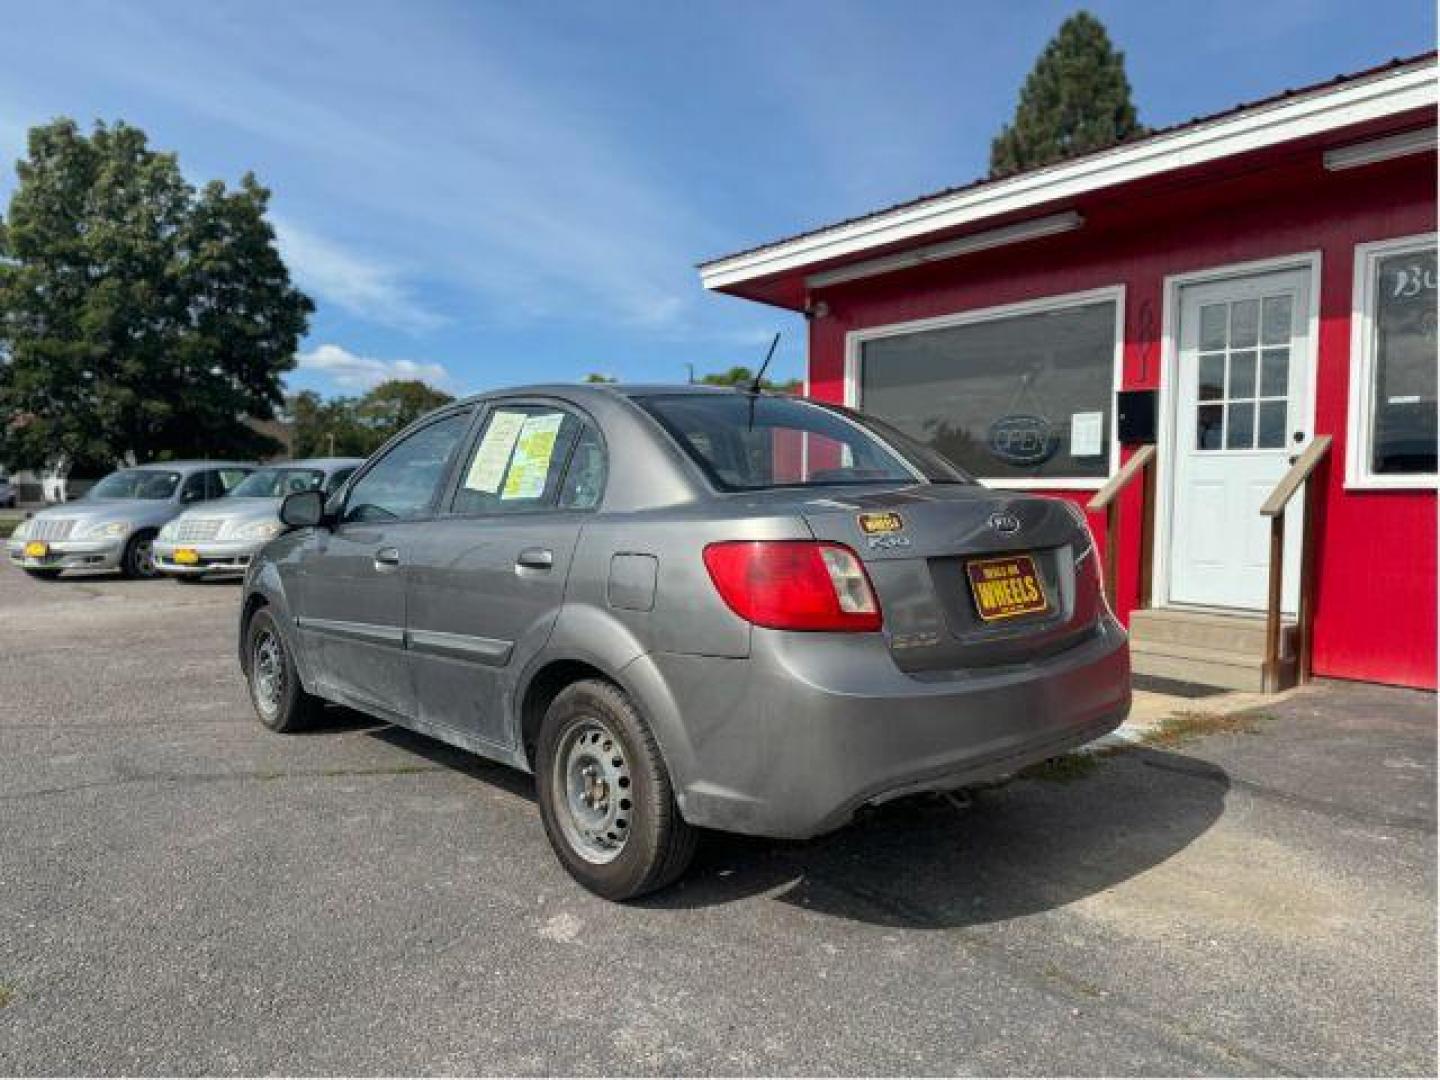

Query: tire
<box><xmin>23</xmin><ymin>568</ymin><xmax>61</xmax><ymax>581</ymax></box>
<box><xmin>535</xmin><ymin>679</ymin><xmax>697</xmax><ymax>900</ymax></box>
<box><xmin>120</xmin><ymin>529</ymin><xmax>159</xmax><ymax>579</ymax></box>
<box><xmin>244</xmin><ymin>607</ymin><xmax>323</xmax><ymax>733</ymax></box>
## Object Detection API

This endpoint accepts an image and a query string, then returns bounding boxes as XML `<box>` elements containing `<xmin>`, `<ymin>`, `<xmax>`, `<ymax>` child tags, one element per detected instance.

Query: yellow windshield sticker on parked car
<box><xmin>502</xmin><ymin>413</ymin><xmax>565</xmax><ymax>500</ymax></box>
<box><xmin>464</xmin><ymin>411</ymin><xmax>526</xmax><ymax>493</ymax></box>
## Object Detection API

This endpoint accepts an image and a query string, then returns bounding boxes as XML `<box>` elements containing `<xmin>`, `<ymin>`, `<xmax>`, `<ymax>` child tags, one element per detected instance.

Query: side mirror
<box><xmin>280</xmin><ymin>489</ymin><xmax>327</xmax><ymax>529</ymax></box>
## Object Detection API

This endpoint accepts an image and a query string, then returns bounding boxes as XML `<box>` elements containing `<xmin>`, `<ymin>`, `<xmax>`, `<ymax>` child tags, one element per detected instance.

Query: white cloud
<box><xmin>297</xmin><ymin>343</ymin><xmax>450</xmax><ymax>391</ymax></box>
<box><xmin>275</xmin><ymin>220</ymin><xmax>445</xmax><ymax>334</ymax></box>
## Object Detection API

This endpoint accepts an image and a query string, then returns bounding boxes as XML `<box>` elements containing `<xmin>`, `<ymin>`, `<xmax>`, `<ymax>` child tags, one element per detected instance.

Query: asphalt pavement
<box><xmin>0</xmin><ymin>568</ymin><xmax>1434</xmax><ymax>1075</ymax></box>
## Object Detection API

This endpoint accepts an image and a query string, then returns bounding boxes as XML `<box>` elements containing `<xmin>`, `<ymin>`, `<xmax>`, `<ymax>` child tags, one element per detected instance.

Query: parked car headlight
<box><xmin>77</xmin><ymin>520</ymin><xmax>130</xmax><ymax>539</ymax></box>
<box><xmin>11</xmin><ymin>518</ymin><xmax>31</xmax><ymax>541</ymax></box>
<box><xmin>234</xmin><ymin>520</ymin><xmax>283</xmax><ymax>542</ymax></box>
<box><xmin>158</xmin><ymin>521</ymin><xmax>180</xmax><ymax>541</ymax></box>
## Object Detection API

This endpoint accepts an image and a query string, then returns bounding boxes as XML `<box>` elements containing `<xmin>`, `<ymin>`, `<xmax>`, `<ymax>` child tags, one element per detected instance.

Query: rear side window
<box><xmin>639</xmin><ymin>393</ymin><xmax>932</xmax><ymax>491</ymax></box>
<box><xmin>343</xmin><ymin>411</ymin><xmax>471</xmax><ymax>523</ymax></box>
<box><xmin>452</xmin><ymin>405</ymin><xmax>593</xmax><ymax>515</ymax></box>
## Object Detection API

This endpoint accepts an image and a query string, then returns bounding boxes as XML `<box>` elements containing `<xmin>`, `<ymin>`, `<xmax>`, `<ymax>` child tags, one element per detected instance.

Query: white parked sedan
<box><xmin>154</xmin><ymin>458</ymin><xmax>362</xmax><ymax>580</ymax></box>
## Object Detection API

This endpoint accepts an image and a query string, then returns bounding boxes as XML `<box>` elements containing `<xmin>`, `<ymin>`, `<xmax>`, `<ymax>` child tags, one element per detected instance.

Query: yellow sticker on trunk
<box><xmin>857</xmin><ymin>512</ymin><xmax>903</xmax><ymax>535</ymax></box>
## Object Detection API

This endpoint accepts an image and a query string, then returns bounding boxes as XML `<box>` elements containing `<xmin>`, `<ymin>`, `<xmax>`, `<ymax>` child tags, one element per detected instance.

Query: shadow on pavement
<box><xmin>363</xmin><ymin>719</ymin><xmax>1229</xmax><ymax>931</ymax></box>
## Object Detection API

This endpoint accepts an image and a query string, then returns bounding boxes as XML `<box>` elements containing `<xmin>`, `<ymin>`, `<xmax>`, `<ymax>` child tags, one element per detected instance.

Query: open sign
<box><xmin>987</xmin><ymin>414</ymin><xmax>1059</xmax><ymax>466</ymax></box>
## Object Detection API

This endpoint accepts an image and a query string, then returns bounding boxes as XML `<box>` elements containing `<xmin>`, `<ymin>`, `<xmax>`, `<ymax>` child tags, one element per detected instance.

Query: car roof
<box><xmin>129</xmin><ymin>460</ymin><xmax>255</xmax><ymax>472</ymax></box>
<box><xmin>454</xmin><ymin>383</ymin><xmax>787</xmax><ymax>408</ymax></box>
<box><xmin>262</xmin><ymin>457</ymin><xmax>366</xmax><ymax>469</ymax></box>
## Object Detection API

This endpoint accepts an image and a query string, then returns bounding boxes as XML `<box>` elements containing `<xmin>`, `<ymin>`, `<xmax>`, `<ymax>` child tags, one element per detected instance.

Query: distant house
<box><xmin>701</xmin><ymin>54</ymin><xmax>1436</xmax><ymax>691</ymax></box>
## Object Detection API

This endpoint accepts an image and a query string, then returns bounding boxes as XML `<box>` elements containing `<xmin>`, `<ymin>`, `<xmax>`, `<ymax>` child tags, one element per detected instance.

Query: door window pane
<box><xmin>1260</xmin><ymin>349</ymin><xmax>1289</xmax><ymax>398</ymax></box>
<box><xmin>1197</xmin><ymin>404</ymin><xmax>1223</xmax><ymax>449</ymax></box>
<box><xmin>1230</xmin><ymin>299</ymin><xmax>1259</xmax><ymax>348</ymax></box>
<box><xmin>453</xmin><ymin>406</ymin><xmax>582</xmax><ymax>514</ymax></box>
<box><xmin>1199</xmin><ymin>304</ymin><xmax>1228</xmax><ymax>350</ymax></box>
<box><xmin>1226</xmin><ymin>402</ymin><xmax>1255</xmax><ymax>449</ymax></box>
<box><xmin>1198</xmin><ymin>354</ymin><xmax>1225</xmax><ymax>400</ymax></box>
<box><xmin>1257</xmin><ymin>401</ymin><xmax>1287</xmax><ymax>449</ymax></box>
<box><xmin>1261</xmin><ymin>296</ymin><xmax>1292</xmax><ymax>345</ymax></box>
<box><xmin>1369</xmin><ymin>249</ymin><xmax>1438</xmax><ymax>475</ymax></box>
<box><xmin>859</xmin><ymin>300</ymin><xmax>1116</xmax><ymax>480</ymax></box>
<box><xmin>1228</xmin><ymin>351</ymin><xmax>1257</xmax><ymax>400</ymax></box>
<box><xmin>343</xmin><ymin>411</ymin><xmax>470</xmax><ymax>522</ymax></box>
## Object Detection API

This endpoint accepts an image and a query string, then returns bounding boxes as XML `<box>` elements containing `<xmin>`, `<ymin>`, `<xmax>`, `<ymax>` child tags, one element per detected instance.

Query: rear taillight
<box><xmin>702</xmin><ymin>540</ymin><xmax>882</xmax><ymax>632</ymax></box>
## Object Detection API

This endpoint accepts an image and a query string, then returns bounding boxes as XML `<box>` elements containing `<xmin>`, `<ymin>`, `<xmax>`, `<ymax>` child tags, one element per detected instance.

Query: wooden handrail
<box><xmin>1261</xmin><ymin>435</ymin><xmax>1333</xmax><ymax>516</ymax></box>
<box><xmin>1086</xmin><ymin>444</ymin><xmax>1157</xmax><ymax>610</ymax></box>
<box><xmin>1087</xmin><ymin>445</ymin><xmax>1156</xmax><ymax>512</ymax></box>
<box><xmin>1261</xmin><ymin>435</ymin><xmax>1333</xmax><ymax>692</ymax></box>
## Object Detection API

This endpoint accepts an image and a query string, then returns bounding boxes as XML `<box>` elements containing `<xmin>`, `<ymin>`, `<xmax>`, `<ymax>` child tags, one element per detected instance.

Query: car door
<box><xmin>296</xmin><ymin>408</ymin><xmax>474</xmax><ymax>721</ymax></box>
<box><xmin>405</xmin><ymin>400</ymin><xmax>605</xmax><ymax>751</ymax></box>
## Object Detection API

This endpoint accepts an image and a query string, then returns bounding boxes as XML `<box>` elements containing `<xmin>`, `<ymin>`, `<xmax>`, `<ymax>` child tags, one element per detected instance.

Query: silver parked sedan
<box><xmin>7</xmin><ymin>461</ymin><xmax>253</xmax><ymax>580</ymax></box>
<box><xmin>154</xmin><ymin>458</ymin><xmax>363</xmax><ymax>580</ymax></box>
<box><xmin>240</xmin><ymin>386</ymin><xmax>1129</xmax><ymax>899</ymax></box>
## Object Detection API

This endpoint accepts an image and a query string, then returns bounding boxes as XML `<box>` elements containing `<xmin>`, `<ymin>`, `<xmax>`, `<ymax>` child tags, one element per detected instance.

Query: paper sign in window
<box><xmin>1070</xmin><ymin>412</ymin><xmax>1105</xmax><ymax>458</ymax></box>
<box><xmin>502</xmin><ymin>413</ymin><xmax>565</xmax><ymax>500</ymax></box>
<box><xmin>464</xmin><ymin>411</ymin><xmax>526</xmax><ymax>493</ymax></box>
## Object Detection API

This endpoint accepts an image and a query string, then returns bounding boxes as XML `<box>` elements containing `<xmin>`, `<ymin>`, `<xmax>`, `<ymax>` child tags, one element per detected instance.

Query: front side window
<box><xmin>1351</xmin><ymin>237</ymin><xmax>1436</xmax><ymax>485</ymax></box>
<box><xmin>89</xmin><ymin>470</ymin><xmax>181</xmax><ymax>501</ymax></box>
<box><xmin>638</xmin><ymin>393</ymin><xmax>957</xmax><ymax>491</ymax></box>
<box><xmin>343</xmin><ymin>411</ymin><xmax>471</xmax><ymax>523</ymax></box>
<box><xmin>857</xmin><ymin>297</ymin><xmax>1118</xmax><ymax>482</ymax></box>
<box><xmin>452</xmin><ymin>404</ymin><xmax>593</xmax><ymax>515</ymax></box>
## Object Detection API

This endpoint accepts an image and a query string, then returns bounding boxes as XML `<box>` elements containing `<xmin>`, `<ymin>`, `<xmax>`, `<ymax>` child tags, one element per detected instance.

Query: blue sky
<box><xmin>0</xmin><ymin>1</ymin><xmax>1432</xmax><ymax>398</ymax></box>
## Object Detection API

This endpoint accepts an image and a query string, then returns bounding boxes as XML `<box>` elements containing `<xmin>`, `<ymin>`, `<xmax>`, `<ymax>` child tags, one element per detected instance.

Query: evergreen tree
<box><xmin>989</xmin><ymin>12</ymin><xmax>1146</xmax><ymax>179</ymax></box>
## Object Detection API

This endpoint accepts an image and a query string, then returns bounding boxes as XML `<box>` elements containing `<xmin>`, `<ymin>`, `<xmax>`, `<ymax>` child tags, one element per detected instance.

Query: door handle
<box><xmin>373</xmin><ymin>546</ymin><xmax>401</xmax><ymax>572</ymax></box>
<box><xmin>516</xmin><ymin>547</ymin><xmax>554</xmax><ymax>571</ymax></box>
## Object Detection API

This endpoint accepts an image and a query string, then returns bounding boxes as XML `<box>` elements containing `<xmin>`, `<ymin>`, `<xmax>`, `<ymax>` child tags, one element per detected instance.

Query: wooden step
<box><xmin>1129</xmin><ymin>607</ymin><xmax>1296</xmax><ymax>658</ymax></box>
<box><xmin>1127</xmin><ymin>607</ymin><xmax>1298</xmax><ymax>692</ymax></box>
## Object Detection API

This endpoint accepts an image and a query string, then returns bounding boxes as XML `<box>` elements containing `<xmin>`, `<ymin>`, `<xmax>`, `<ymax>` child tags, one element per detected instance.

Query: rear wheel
<box><xmin>244</xmin><ymin>608</ymin><xmax>323</xmax><ymax>733</ymax></box>
<box><xmin>120</xmin><ymin>529</ymin><xmax>159</xmax><ymax>579</ymax></box>
<box><xmin>536</xmin><ymin>679</ymin><xmax>697</xmax><ymax>900</ymax></box>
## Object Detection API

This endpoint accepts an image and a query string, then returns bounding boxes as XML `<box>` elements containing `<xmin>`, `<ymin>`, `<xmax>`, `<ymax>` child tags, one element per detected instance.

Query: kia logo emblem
<box><xmin>988</xmin><ymin>511</ymin><xmax>1021</xmax><ymax>535</ymax></box>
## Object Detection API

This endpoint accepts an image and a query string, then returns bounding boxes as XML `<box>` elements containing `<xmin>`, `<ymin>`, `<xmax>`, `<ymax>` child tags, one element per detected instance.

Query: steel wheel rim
<box><xmin>252</xmin><ymin>628</ymin><xmax>285</xmax><ymax>719</ymax></box>
<box><xmin>132</xmin><ymin>534</ymin><xmax>156</xmax><ymax>577</ymax></box>
<box><xmin>553</xmin><ymin>718</ymin><xmax>633</xmax><ymax>864</ymax></box>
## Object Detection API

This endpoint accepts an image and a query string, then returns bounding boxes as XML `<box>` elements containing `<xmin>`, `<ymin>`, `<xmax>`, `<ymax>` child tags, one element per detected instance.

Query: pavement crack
<box><xmin>1</xmin><ymin>763</ymin><xmax>448</xmax><ymax>801</ymax></box>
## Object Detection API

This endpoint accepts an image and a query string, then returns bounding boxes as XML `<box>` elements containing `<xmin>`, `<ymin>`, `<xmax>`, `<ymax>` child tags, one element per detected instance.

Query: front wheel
<box><xmin>120</xmin><ymin>529</ymin><xmax>159</xmax><ymax>579</ymax></box>
<box><xmin>536</xmin><ymin>679</ymin><xmax>697</xmax><ymax>900</ymax></box>
<box><xmin>244</xmin><ymin>608</ymin><xmax>323</xmax><ymax>733</ymax></box>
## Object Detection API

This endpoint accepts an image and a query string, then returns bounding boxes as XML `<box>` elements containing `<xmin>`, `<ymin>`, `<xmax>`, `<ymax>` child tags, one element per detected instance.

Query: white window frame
<box><xmin>1345</xmin><ymin>232</ymin><xmax>1439</xmax><ymax>490</ymax></box>
<box><xmin>843</xmin><ymin>285</ymin><xmax>1125</xmax><ymax>490</ymax></box>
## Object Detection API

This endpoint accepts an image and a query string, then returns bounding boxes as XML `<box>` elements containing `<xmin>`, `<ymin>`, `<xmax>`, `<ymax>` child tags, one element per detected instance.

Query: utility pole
<box><xmin>328</xmin><ymin>432</ymin><xmax>335</xmax><ymax>457</ymax></box>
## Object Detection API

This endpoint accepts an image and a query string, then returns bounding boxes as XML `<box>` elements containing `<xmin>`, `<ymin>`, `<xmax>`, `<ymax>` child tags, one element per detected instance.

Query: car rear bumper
<box><xmin>642</xmin><ymin>618</ymin><xmax>1130</xmax><ymax>839</ymax></box>
<box><xmin>6</xmin><ymin>538</ymin><xmax>125</xmax><ymax>571</ymax></box>
<box><xmin>154</xmin><ymin>539</ymin><xmax>259</xmax><ymax>576</ymax></box>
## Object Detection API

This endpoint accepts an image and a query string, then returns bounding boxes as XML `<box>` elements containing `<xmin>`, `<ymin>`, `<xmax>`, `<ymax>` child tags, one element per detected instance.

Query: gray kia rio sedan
<box><xmin>240</xmin><ymin>385</ymin><xmax>1130</xmax><ymax>899</ymax></box>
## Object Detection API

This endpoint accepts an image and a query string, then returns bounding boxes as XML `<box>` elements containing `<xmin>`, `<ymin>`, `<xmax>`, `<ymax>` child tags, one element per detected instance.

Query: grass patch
<box><xmin>0</xmin><ymin>520</ymin><xmax>18</xmax><ymax>540</ymax></box>
<box><xmin>1138</xmin><ymin>710</ymin><xmax>1268</xmax><ymax>749</ymax></box>
<box><xmin>0</xmin><ymin>985</ymin><xmax>13</xmax><ymax>1008</ymax></box>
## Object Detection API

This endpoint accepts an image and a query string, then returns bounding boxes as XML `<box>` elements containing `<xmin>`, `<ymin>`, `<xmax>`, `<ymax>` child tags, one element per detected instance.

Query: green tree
<box><xmin>698</xmin><ymin>366</ymin><xmax>802</xmax><ymax>393</ymax></box>
<box><xmin>583</xmin><ymin>372</ymin><xmax>616</xmax><ymax>383</ymax></box>
<box><xmin>287</xmin><ymin>379</ymin><xmax>453</xmax><ymax>458</ymax></box>
<box><xmin>988</xmin><ymin>12</ymin><xmax>1146</xmax><ymax>179</ymax></box>
<box><xmin>0</xmin><ymin>119</ymin><xmax>313</xmax><ymax>472</ymax></box>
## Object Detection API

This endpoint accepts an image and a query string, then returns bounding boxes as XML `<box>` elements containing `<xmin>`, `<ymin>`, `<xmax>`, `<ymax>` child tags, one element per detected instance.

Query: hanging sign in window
<box><xmin>501</xmin><ymin>413</ymin><xmax>565</xmax><ymax>500</ymax></box>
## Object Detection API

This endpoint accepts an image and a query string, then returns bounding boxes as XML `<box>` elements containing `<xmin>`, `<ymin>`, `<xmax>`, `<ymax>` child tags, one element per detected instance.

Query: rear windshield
<box><xmin>638</xmin><ymin>393</ymin><xmax>970</xmax><ymax>491</ymax></box>
<box><xmin>229</xmin><ymin>467</ymin><xmax>326</xmax><ymax>498</ymax></box>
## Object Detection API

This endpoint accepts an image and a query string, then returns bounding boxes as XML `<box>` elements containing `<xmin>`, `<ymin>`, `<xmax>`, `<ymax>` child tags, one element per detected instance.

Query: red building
<box><xmin>702</xmin><ymin>54</ymin><xmax>1437</xmax><ymax>691</ymax></box>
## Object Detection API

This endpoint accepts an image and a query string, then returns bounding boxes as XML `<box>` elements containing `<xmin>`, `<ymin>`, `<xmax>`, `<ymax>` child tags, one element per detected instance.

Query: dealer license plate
<box><xmin>966</xmin><ymin>553</ymin><xmax>1049</xmax><ymax>621</ymax></box>
<box><xmin>173</xmin><ymin>548</ymin><xmax>200</xmax><ymax>565</ymax></box>
<box><xmin>23</xmin><ymin>541</ymin><xmax>49</xmax><ymax>559</ymax></box>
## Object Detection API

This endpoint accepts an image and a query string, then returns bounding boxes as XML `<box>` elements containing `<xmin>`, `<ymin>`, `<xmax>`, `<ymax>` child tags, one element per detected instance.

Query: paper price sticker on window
<box><xmin>464</xmin><ymin>411</ymin><xmax>526</xmax><ymax>494</ymax></box>
<box><xmin>502</xmin><ymin>413</ymin><xmax>565</xmax><ymax>500</ymax></box>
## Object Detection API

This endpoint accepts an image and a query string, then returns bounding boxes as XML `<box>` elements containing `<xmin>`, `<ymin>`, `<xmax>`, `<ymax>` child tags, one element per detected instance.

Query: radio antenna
<box><xmin>748</xmin><ymin>332</ymin><xmax>781</xmax><ymax>396</ymax></box>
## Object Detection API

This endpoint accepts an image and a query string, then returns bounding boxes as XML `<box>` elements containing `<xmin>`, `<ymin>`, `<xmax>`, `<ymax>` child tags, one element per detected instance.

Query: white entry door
<box><xmin>1169</xmin><ymin>268</ymin><xmax>1312</xmax><ymax>613</ymax></box>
